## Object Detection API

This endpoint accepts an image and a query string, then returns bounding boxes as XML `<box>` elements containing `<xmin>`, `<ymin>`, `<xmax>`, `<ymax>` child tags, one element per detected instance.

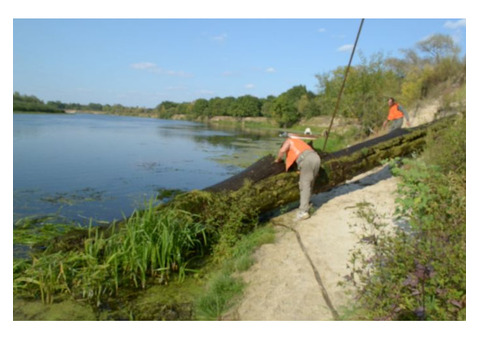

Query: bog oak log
<box><xmin>42</xmin><ymin>116</ymin><xmax>454</xmax><ymax>253</ymax></box>
<box><xmin>203</xmin><ymin>116</ymin><xmax>453</xmax><ymax>215</ymax></box>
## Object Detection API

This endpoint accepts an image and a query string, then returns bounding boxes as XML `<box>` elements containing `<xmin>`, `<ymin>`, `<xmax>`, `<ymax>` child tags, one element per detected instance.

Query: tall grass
<box><xmin>14</xmin><ymin>201</ymin><xmax>208</xmax><ymax>306</ymax></box>
<box><xmin>113</xmin><ymin>203</ymin><xmax>207</xmax><ymax>287</ymax></box>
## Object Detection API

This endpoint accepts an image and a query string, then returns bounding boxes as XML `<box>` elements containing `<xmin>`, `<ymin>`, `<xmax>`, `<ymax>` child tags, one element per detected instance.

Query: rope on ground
<box><xmin>276</xmin><ymin>222</ymin><xmax>340</xmax><ymax>320</ymax></box>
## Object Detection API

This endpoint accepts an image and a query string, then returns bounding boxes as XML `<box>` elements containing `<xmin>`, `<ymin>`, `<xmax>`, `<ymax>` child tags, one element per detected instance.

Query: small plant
<box><xmin>342</xmin><ymin>115</ymin><xmax>465</xmax><ymax>320</ymax></box>
<box><xmin>194</xmin><ymin>225</ymin><xmax>275</xmax><ymax>320</ymax></box>
<box><xmin>194</xmin><ymin>273</ymin><xmax>244</xmax><ymax>320</ymax></box>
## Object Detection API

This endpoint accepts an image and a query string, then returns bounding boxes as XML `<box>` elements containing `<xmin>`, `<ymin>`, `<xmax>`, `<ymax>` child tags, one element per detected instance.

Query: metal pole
<box><xmin>322</xmin><ymin>18</ymin><xmax>365</xmax><ymax>152</ymax></box>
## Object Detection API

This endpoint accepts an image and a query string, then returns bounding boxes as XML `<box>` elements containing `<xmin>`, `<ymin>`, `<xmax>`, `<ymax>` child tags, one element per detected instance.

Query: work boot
<box><xmin>294</xmin><ymin>211</ymin><xmax>310</xmax><ymax>222</ymax></box>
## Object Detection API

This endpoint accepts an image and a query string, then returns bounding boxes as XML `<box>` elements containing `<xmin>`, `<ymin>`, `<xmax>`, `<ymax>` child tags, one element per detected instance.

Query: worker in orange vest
<box><xmin>382</xmin><ymin>97</ymin><xmax>411</xmax><ymax>132</ymax></box>
<box><xmin>275</xmin><ymin>135</ymin><xmax>321</xmax><ymax>221</ymax></box>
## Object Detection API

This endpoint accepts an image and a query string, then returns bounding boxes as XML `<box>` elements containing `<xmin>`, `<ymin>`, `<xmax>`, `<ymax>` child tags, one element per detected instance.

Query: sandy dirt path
<box><xmin>229</xmin><ymin>165</ymin><xmax>400</xmax><ymax>321</ymax></box>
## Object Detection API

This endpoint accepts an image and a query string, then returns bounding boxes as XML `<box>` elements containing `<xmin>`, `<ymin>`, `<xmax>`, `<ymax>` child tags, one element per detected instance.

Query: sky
<box><xmin>12</xmin><ymin>15</ymin><xmax>467</xmax><ymax>108</ymax></box>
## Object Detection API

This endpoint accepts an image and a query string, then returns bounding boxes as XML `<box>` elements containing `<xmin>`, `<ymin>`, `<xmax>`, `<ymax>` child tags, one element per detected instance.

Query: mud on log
<box><xmin>203</xmin><ymin>117</ymin><xmax>454</xmax><ymax>215</ymax></box>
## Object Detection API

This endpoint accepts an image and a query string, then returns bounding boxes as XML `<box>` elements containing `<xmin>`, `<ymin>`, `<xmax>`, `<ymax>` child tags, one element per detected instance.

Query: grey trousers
<box><xmin>389</xmin><ymin>117</ymin><xmax>404</xmax><ymax>131</ymax></box>
<box><xmin>297</xmin><ymin>150</ymin><xmax>321</xmax><ymax>213</ymax></box>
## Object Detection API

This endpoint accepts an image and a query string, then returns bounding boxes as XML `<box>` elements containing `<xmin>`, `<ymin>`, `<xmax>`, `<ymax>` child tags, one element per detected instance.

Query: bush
<box><xmin>344</xmin><ymin>115</ymin><xmax>466</xmax><ymax>320</ymax></box>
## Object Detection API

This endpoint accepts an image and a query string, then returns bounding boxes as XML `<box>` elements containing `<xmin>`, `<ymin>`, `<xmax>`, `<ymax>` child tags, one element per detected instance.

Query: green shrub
<box><xmin>422</xmin><ymin>113</ymin><xmax>466</xmax><ymax>174</ymax></box>
<box><xmin>344</xmin><ymin>115</ymin><xmax>466</xmax><ymax>320</ymax></box>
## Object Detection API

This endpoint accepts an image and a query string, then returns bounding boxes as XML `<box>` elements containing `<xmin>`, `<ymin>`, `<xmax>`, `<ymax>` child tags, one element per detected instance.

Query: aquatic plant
<box><xmin>113</xmin><ymin>202</ymin><xmax>207</xmax><ymax>287</ymax></box>
<box><xmin>14</xmin><ymin>201</ymin><xmax>208</xmax><ymax>307</ymax></box>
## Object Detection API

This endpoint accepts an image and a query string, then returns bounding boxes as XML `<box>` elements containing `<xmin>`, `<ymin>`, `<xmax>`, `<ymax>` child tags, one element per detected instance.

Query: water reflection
<box><xmin>13</xmin><ymin>113</ymin><xmax>281</xmax><ymax>223</ymax></box>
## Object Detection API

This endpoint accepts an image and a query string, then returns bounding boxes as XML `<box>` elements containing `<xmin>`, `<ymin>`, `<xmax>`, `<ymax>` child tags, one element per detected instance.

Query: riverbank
<box><xmin>64</xmin><ymin>109</ymin><xmax>359</xmax><ymax>135</ymax></box>
<box><xmin>12</xmin><ymin>99</ymin><xmax>445</xmax><ymax>321</ymax></box>
<box><xmin>224</xmin><ymin>164</ymin><xmax>398</xmax><ymax>320</ymax></box>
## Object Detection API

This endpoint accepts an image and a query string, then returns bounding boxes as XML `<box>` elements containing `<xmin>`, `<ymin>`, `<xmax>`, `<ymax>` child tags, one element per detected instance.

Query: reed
<box><xmin>113</xmin><ymin>202</ymin><xmax>207</xmax><ymax>287</ymax></box>
<box><xmin>14</xmin><ymin>200</ymin><xmax>208</xmax><ymax>306</ymax></box>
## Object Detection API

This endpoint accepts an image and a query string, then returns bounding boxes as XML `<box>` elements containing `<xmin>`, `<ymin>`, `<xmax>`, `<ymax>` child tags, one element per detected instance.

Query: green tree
<box><xmin>87</xmin><ymin>103</ymin><xmax>103</xmax><ymax>111</ymax></box>
<box><xmin>46</xmin><ymin>100</ymin><xmax>66</xmax><ymax>110</ymax></box>
<box><xmin>271</xmin><ymin>85</ymin><xmax>309</xmax><ymax>127</ymax></box>
<box><xmin>192</xmin><ymin>99</ymin><xmax>209</xmax><ymax>117</ymax></box>
<box><xmin>415</xmin><ymin>34</ymin><xmax>460</xmax><ymax>64</ymax></box>
<box><xmin>296</xmin><ymin>91</ymin><xmax>320</xmax><ymax>119</ymax></box>
<box><xmin>396</xmin><ymin>34</ymin><xmax>464</xmax><ymax>103</ymax></box>
<box><xmin>208</xmin><ymin>97</ymin><xmax>226</xmax><ymax>117</ymax></box>
<box><xmin>315</xmin><ymin>67</ymin><xmax>345</xmax><ymax>117</ymax></box>
<box><xmin>260</xmin><ymin>95</ymin><xmax>276</xmax><ymax>118</ymax></box>
<box><xmin>156</xmin><ymin>101</ymin><xmax>178</xmax><ymax>118</ymax></box>
<box><xmin>222</xmin><ymin>97</ymin><xmax>237</xmax><ymax>116</ymax></box>
<box><xmin>234</xmin><ymin>95</ymin><xmax>262</xmax><ymax>117</ymax></box>
<box><xmin>176</xmin><ymin>102</ymin><xmax>193</xmax><ymax>116</ymax></box>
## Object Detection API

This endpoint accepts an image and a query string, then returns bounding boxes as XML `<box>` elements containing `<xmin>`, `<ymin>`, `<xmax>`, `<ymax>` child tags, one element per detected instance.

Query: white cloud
<box><xmin>444</xmin><ymin>19</ymin><xmax>466</xmax><ymax>30</ymax></box>
<box><xmin>212</xmin><ymin>33</ymin><xmax>228</xmax><ymax>42</ymax></box>
<box><xmin>245</xmin><ymin>84</ymin><xmax>255</xmax><ymax>89</ymax></box>
<box><xmin>265</xmin><ymin>67</ymin><xmax>276</xmax><ymax>73</ymax></box>
<box><xmin>131</xmin><ymin>62</ymin><xmax>193</xmax><ymax>78</ymax></box>
<box><xmin>337</xmin><ymin>44</ymin><xmax>353</xmax><ymax>52</ymax></box>
<box><xmin>131</xmin><ymin>62</ymin><xmax>157</xmax><ymax>70</ymax></box>
<box><xmin>317</xmin><ymin>28</ymin><xmax>326</xmax><ymax>33</ymax></box>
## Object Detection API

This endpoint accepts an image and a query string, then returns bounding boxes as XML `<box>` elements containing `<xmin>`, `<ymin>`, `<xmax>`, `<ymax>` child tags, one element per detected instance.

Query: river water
<box><xmin>13</xmin><ymin>113</ymin><xmax>281</xmax><ymax>224</ymax></box>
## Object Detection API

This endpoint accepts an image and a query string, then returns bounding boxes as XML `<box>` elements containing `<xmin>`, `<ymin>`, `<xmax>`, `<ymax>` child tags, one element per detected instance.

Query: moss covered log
<box><xmin>37</xmin><ymin>117</ymin><xmax>454</xmax><ymax>254</ymax></box>
<box><xmin>200</xmin><ymin>116</ymin><xmax>455</xmax><ymax>215</ymax></box>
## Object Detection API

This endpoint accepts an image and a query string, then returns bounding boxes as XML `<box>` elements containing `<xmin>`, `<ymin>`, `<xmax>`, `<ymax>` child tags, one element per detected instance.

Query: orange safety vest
<box><xmin>387</xmin><ymin>103</ymin><xmax>404</xmax><ymax>121</ymax></box>
<box><xmin>285</xmin><ymin>138</ymin><xmax>313</xmax><ymax>171</ymax></box>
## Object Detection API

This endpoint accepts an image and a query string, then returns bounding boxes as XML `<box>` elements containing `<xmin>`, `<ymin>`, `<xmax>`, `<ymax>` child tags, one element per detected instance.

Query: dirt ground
<box><xmin>226</xmin><ymin>164</ymin><xmax>399</xmax><ymax>320</ymax></box>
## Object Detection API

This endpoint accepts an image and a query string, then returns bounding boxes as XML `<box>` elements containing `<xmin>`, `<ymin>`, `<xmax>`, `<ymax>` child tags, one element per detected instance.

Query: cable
<box><xmin>276</xmin><ymin>222</ymin><xmax>340</xmax><ymax>320</ymax></box>
<box><xmin>322</xmin><ymin>19</ymin><xmax>365</xmax><ymax>152</ymax></box>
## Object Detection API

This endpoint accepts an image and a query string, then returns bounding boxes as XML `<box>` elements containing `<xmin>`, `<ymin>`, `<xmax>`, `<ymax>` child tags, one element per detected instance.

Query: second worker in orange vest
<box><xmin>275</xmin><ymin>137</ymin><xmax>321</xmax><ymax>221</ymax></box>
<box><xmin>382</xmin><ymin>97</ymin><xmax>411</xmax><ymax>132</ymax></box>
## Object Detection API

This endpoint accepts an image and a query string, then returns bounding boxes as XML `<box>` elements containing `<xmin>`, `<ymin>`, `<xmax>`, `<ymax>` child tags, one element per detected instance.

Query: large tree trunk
<box><xmin>204</xmin><ymin>117</ymin><xmax>453</xmax><ymax>215</ymax></box>
<box><xmin>44</xmin><ymin>117</ymin><xmax>453</xmax><ymax>253</ymax></box>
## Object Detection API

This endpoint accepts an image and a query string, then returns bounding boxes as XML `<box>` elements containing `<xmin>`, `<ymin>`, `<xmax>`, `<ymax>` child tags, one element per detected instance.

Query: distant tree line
<box><xmin>155</xmin><ymin>85</ymin><xmax>319</xmax><ymax>128</ymax></box>
<box><xmin>13</xmin><ymin>93</ymin><xmax>153</xmax><ymax>115</ymax></box>
<box><xmin>13</xmin><ymin>92</ymin><xmax>65</xmax><ymax>114</ymax></box>
<box><xmin>14</xmin><ymin>34</ymin><xmax>465</xmax><ymax>135</ymax></box>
